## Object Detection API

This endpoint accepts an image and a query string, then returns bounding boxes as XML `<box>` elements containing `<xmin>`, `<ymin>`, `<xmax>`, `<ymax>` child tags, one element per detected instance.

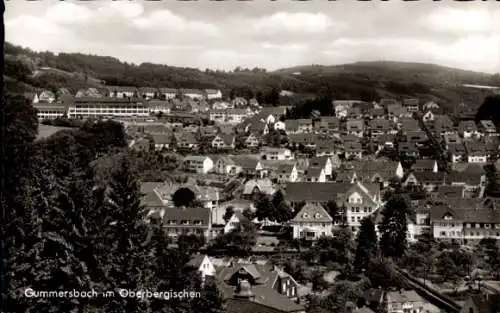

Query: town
<box><xmin>28</xmin><ymin>84</ymin><xmax>500</xmax><ymax>313</ymax></box>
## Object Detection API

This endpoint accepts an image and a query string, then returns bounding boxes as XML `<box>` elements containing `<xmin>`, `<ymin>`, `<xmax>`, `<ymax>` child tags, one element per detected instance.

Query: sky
<box><xmin>5</xmin><ymin>0</ymin><xmax>500</xmax><ymax>74</ymax></box>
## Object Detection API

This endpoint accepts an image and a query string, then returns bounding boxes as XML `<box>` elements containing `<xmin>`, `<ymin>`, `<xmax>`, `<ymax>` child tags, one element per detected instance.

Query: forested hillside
<box><xmin>4</xmin><ymin>42</ymin><xmax>499</xmax><ymax>108</ymax></box>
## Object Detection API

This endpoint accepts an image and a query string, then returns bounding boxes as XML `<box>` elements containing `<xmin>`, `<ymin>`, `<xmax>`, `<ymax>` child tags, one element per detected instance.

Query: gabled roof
<box><xmin>386</xmin><ymin>290</ymin><xmax>423</xmax><ymax>303</ymax></box>
<box><xmin>290</xmin><ymin>203</ymin><xmax>333</xmax><ymax>223</ymax></box>
<box><xmin>285</xmin><ymin>182</ymin><xmax>351</xmax><ymax>202</ymax></box>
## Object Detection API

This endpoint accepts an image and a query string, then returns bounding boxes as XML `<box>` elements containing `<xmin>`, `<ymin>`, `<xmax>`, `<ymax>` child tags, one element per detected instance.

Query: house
<box><xmin>441</xmin><ymin>197</ymin><xmax>500</xmax><ymax>243</ymax></box>
<box><xmin>273</xmin><ymin>163</ymin><xmax>299</xmax><ymax>184</ymax></box>
<box><xmin>224</xmin><ymin>211</ymin><xmax>248</xmax><ymax>234</ymax></box>
<box><xmin>460</xmin><ymin>294</ymin><xmax>500</xmax><ymax>313</ymax></box>
<box><xmin>345</xmin><ymin>182</ymin><xmax>382</xmax><ymax>233</ymax></box>
<box><xmin>423</xmin><ymin>101</ymin><xmax>440</xmax><ymax>111</ymax></box>
<box><xmin>399</xmin><ymin>118</ymin><xmax>422</xmax><ymax>133</ymax></box>
<box><xmin>158</xmin><ymin>88</ymin><xmax>177</xmax><ymax>100</ymax></box>
<box><xmin>138</xmin><ymin>87</ymin><xmax>158</xmax><ymax>100</ymax></box>
<box><xmin>447</xmin><ymin>170</ymin><xmax>485</xmax><ymax>192</ymax></box>
<box><xmin>261</xmin><ymin>147</ymin><xmax>293</xmax><ymax>161</ymax></box>
<box><xmin>289</xmin><ymin>203</ymin><xmax>333</xmax><ymax>240</ymax></box>
<box><xmin>398</xmin><ymin>142</ymin><xmax>420</xmax><ymax>158</ymax></box>
<box><xmin>182</xmin><ymin>156</ymin><xmax>214</xmax><ymax>174</ymax></box>
<box><xmin>369</xmin><ymin>118</ymin><xmax>392</xmax><ymax>138</ymax></box>
<box><xmin>215</xmin><ymin>156</ymin><xmax>243</xmax><ymax>176</ymax></box>
<box><xmin>244</xmin><ymin>132</ymin><xmax>261</xmax><ymax>148</ymax></box>
<box><xmin>285</xmin><ymin>182</ymin><xmax>352</xmax><ymax>209</ymax></box>
<box><xmin>151</xmin><ymin>134</ymin><xmax>172</xmax><ymax>151</ymax></box>
<box><xmin>345</xmin><ymin>118</ymin><xmax>365</xmax><ymax>138</ymax></box>
<box><xmin>303</xmin><ymin>167</ymin><xmax>326</xmax><ymax>183</ymax></box>
<box><xmin>479</xmin><ymin>120</ymin><xmax>498</xmax><ymax>136</ymax></box>
<box><xmin>285</xmin><ymin>119</ymin><xmax>313</xmax><ymax>134</ymax></box>
<box><xmin>385</xmin><ymin>290</ymin><xmax>425</xmax><ymax>313</ymax></box>
<box><xmin>465</xmin><ymin>141</ymin><xmax>488</xmax><ymax>163</ymax></box>
<box><xmin>403</xmin><ymin>172</ymin><xmax>447</xmax><ymax>192</ymax></box>
<box><xmin>342</xmin><ymin>160</ymin><xmax>404</xmax><ymax>187</ymax></box>
<box><xmin>175</xmin><ymin>132</ymin><xmax>199</xmax><ymax>150</ymax></box>
<box><xmin>309</xmin><ymin>156</ymin><xmax>333</xmax><ymax>179</ymax></box>
<box><xmin>147</xmin><ymin>100</ymin><xmax>172</xmax><ymax>114</ymax></box>
<box><xmin>287</xmin><ymin>134</ymin><xmax>319</xmax><ymax>150</ymax></box>
<box><xmin>187</xmin><ymin>254</ymin><xmax>216</xmax><ymax>282</ymax></box>
<box><xmin>181</xmin><ymin>89</ymin><xmax>205</xmax><ymax>100</ymax></box>
<box><xmin>314</xmin><ymin>116</ymin><xmax>340</xmax><ymax>134</ymax></box>
<box><xmin>232</xmin><ymin>97</ymin><xmax>248</xmax><ymax>108</ymax></box>
<box><xmin>433</xmin><ymin>114</ymin><xmax>455</xmax><ymax>135</ymax></box>
<box><xmin>448</xmin><ymin>143</ymin><xmax>467</xmax><ymax>163</ymax></box>
<box><xmin>412</xmin><ymin>159</ymin><xmax>438</xmax><ymax>173</ymax></box>
<box><xmin>147</xmin><ymin>206</ymin><xmax>212</xmax><ymax>241</ymax></box>
<box><xmin>376</xmin><ymin>134</ymin><xmax>395</xmax><ymax>150</ymax></box>
<box><xmin>458</xmin><ymin>120</ymin><xmax>479</xmax><ymax>139</ymax></box>
<box><xmin>232</xmin><ymin>157</ymin><xmax>265</xmax><ymax>177</ymax></box>
<box><xmin>257</xmin><ymin>106</ymin><xmax>289</xmax><ymax>124</ymax></box>
<box><xmin>442</xmin><ymin>133</ymin><xmax>462</xmax><ymax>150</ymax></box>
<box><xmin>219</xmin><ymin>265</ymin><xmax>305</xmax><ymax>313</ymax></box>
<box><xmin>344</xmin><ymin>141</ymin><xmax>363</xmax><ymax>160</ymax></box>
<box><xmin>107</xmin><ymin>86</ymin><xmax>138</xmax><ymax>98</ymax></box>
<box><xmin>387</xmin><ymin>103</ymin><xmax>411</xmax><ymax>121</ymax></box>
<box><xmin>205</xmin><ymin>89</ymin><xmax>223</xmax><ymax>100</ymax></box>
<box><xmin>422</xmin><ymin>110</ymin><xmax>435</xmax><ymax>122</ymax></box>
<box><xmin>403</xmin><ymin>98</ymin><xmax>419</xmax><ymax>113</ymax></box>
<box><xmin>211</xmin><ymin>134</ymin><xmax>236</xmax><ymax>150</ymax></box>
<box><xmin>242</xmin><ymin>179</ymin><xmax>275</xmax><ymax>200</ymax></box>
<box><xmin>38</xmin><ymin>90</ymin><xmax>56</xmax><ymax>103</ymax></box>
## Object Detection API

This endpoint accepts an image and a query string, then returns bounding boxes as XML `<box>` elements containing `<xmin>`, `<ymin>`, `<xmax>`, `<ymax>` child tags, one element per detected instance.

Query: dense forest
<box><xmin>4</xmin><ymin>42</ymin><xmax>498</xmax><ymax>107</ymax></box>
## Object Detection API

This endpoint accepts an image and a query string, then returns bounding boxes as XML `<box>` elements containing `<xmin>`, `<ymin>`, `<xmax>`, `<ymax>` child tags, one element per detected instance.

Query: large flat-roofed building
<box><xmin>67</xmin><ymin>97</ymin><xmax>150</xmax><ymax>119</ymax></box>
<box><xmin>33</xmin><ymin>103</ymin><xmax>67</xmax><ymax>120</ymax></box>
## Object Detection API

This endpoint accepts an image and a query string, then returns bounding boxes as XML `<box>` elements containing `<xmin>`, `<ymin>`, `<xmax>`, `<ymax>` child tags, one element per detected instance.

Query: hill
<box><xmin>4</xmin><ymin>42</ymin><xmax>500</xmax><ymax>110</ymax></box>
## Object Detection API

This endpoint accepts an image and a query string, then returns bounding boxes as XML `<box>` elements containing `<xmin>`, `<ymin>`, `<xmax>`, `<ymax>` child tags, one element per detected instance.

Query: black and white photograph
<box><xmin>2</xmin><ymin>0</ymin><xmax>500</xmax><ymax>312</ymax></box>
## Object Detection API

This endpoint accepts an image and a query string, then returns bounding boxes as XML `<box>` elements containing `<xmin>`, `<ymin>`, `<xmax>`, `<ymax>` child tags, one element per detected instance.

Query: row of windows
<box><xmin>438</xmin><ymin>231</ymin><xmax>500</xmax><ymax>237</ymax></box>
<box><xmin>350</xmin><ymin>207</ymin><xmax>373</xmax><ymax>213</ymax></box>
<box><xmin>165</xmin><ymin>220</ymin><xmax>204</xmax><ymax>225</ymax></box>
<box><xmin>351</xmin><ymin>216</ymin><xmax>363</xmax><ymax>223</ymax></box>
<box><xmin>437</xmin><ymin>223</ymin><xmax>500</xmax><ymax>229</ymax></box>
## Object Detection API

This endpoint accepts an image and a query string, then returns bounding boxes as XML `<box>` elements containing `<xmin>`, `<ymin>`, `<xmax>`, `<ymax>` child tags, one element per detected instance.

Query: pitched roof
<box><xmin>285</xmin><ymin>182</ymin><xmax>351</xmax><ymax>202</ymax></box>
<box><xmin>290</xmin><ymin>203</ymin><xmax>333</xmax><ymax>223</ymax></box>
<box><xmin>386</xmin><ymin>290</ymin><xmax>423</xmax><ymax>303</ymax></box>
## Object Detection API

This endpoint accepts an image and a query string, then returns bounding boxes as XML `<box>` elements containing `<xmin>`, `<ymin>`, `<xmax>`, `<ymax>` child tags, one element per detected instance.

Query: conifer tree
<box><xmin>354</xmin><ymin>217</ymin><xmax>378</xmax><ymax>271</ymax></box>
<box><xmin>378</xmin><ymin>195</ymin><xmax>408</xmax><ymax>259</ymax></box>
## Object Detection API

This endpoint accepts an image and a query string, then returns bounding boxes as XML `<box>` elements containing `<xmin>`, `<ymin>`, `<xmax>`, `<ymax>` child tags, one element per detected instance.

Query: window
<box><xmin>351</xmin><ymin>217</ymin><xmax>355</xmax><ymax>222</ymax></box>
<box><xmin>355</xmin><ymin>207</ymin><xmax>360</xmax><ymax>213</ymax></box>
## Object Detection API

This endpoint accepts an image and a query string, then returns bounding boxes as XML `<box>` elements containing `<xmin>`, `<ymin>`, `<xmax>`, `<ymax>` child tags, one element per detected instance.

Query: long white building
<box><xmin>67</xmin><ymin>97</ymin><xmax>150</xmax><ymax>119</ymax></box>
<box><xmin>34</xmin><ymin>103</ymin><xmax>67</xmax><ymax>120</ymax></box>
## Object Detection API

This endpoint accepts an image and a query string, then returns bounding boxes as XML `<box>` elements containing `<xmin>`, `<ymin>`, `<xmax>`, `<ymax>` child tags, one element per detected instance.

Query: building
<box><xmin>205</xmin><ymin>89</ymin><xmax>223</xmax><ymax>100</ymax></box>
<box><xmin>187</xmin><ymin>254</ymin><xmax>216</xmax><ymax>282</ymax></box>
<box><xmin>261</xmin><ymin>147</ymin><xmax>293</xmax><ymax>161</ymax></box>
<box><xmin>403</xmin><ymin>98</ymin><xmax>419</xmax><ymax>113</ymax></box>
<box><xmin>106</xmin><ymin>86</ymin><xmax>138</xmax><ymax>98</ymax></box>
<box><xmin>147</xmin><ymin>206</ymin><xmax>212</xmax><ymax>241</ymax></box>
<box><xmin>345</xmin><ymin>182</ymin><xmax>382</xmax><ymax>233</ymax></box>
<box><xmin>67</xmin><ymin>97</ymin><xmax>150</xmax><ymax>119</ymax></box>
<box><xmin>182</xmin><ymin>156</ymin><xmax>214</xmax><ymax>174</ymax></box>
<box><xmin>384</xmin><ymin>290</ymin><xmax>425</xmax><ymax>313</ymax></box>
<box><xmin>34</xmin><ymin>103</ymin><xmax>67</xmax><ymax>120</ymax></box>
<box><xmin>289</xmin><ymin>203</ymin><xmax>334</xmax><ymax>240</ymax></box>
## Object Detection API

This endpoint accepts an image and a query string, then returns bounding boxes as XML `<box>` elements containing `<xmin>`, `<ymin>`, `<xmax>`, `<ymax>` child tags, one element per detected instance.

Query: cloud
<box><xmin>132</xmin><ymin>10</ymin><xmax>219</xmax><ymax>36</ymax></box>
<box><xmin>422</xmin><ymin>8</ymin><xmax>500</xmax><ymax>34</ymax></box>
<box><xmin>253</xmin><ymin>12</ymin><xmax>338</xmax><ymax>35</ymax></box>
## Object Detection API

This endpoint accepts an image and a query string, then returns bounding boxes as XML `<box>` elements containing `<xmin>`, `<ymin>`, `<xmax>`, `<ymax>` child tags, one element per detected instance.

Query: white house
<box><xmin>290</xmin><ymin>203</ymin><xmax>333</xmax><ymax>240</ymax></box>
<box><xmin>224</xmin><ymin>211</ymin><xmax>247</xmax><ymax>234</ymax></box>
<box><xmin>274</xmin><ymin>121</ymin><xmax>286</xmax><ymax>131</ymax></box>
<box><xmin>187</xmin><ymin>254</ymin><xmax>216</xmax><ymax>282</ymax></box>
<box><xmin>304</xmin><ymin>167</ymin><xmax>326</xmax><ymax>183</ymax></box>
<box><xmin>261</xmin><ymin>147</ymin><xmax>293</xmax><ymax>161</ymax></box>
<box><xmin>182</xmin><ymin>156</ymin><xmax>214</xmax><ymax>174</ymax></box>
<box><xmin>422</xmin><ymin>111</ymin><xmax>435</xmax><ymax>122</ymax></box>
<box><xmin>385</xmin><ymin>290</ymin><xmax>425</xmax><ymax>313</ymax></box>
<box><xmin>205</xmin><ymin>89</ymin><xmax>223</xmax><ymax>100</ymax></box>
<box><xmin>159</xmin><ymin>88</ymin><xmax>177</xmax><ymax>100</ymax></box>
<box><xmin>345</xmin><ymin>182</ymin><xmax>382</xmax><ymax>233</ymax></box>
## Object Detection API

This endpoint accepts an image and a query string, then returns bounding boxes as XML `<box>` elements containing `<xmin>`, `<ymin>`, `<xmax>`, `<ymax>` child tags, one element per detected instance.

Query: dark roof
<box><xmin>447</xmin><ymin>170</ymin><xmax>483</xmax><ymax>185</ymax></box>
<box><xmin>284</xmin><ymin>182</ymin><xmax>351</xmax><ymax>202</ymax></box>
<box><xmin>160</xmin><ymin>206</ymin><xmax>211</xmax><ymax>226</ymax></box>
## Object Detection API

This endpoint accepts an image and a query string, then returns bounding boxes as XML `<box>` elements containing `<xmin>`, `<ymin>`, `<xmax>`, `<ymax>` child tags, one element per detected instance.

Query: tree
<box><xmin>95</xmin><ymin>156</ymin><xmax>153</xmax><ymax>312</ymax></box>
<box><xmin>264</xmin><ymin>87</ymin><xmax>280</xmax><ymax>106</ymax></box>
<box><xmin>223</xmin><ymin>207</ymin><xmax>235</xmax><ymax>223</ymax></box>
<box><xmin>172</xmin><ymin>187</ymin><xmax>196</xmax><ymax>207</ymax></box>
<box><xmin>178</xmin><ymin>234</ymin><xmax>206</xmax><ymax>253</ymax></box>
<box><xmin>379</xmin><ymin>195</ymin><xmax>408</xmax><ymax>259</ymax></box>
<box><xmin>190</xmin><ymin>280</ymin><xmax>225</xmax><ymax>313</ymax></box>
<box><xmin>354</xmin><ymin>217</ymin><xmax>379</xmax><ymax>271</ymax></box>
